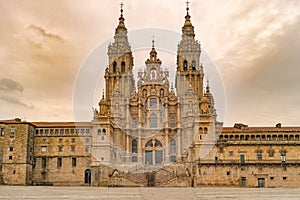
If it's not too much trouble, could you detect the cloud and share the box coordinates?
[0,78,33,108]
[27,24,64,41]
[0,78,24,92]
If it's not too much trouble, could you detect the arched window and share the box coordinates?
[132,119,137,128]
[183,60,188,71]
[192,60,196,70]
[146,140,153,147]
[132,140,137,153]
[102,129,106,135]
[84,169,91,184]
[170,118,175,128]
[113,61,117,73]
[204,127,208,134]
[121,61,125,73]
[150,114,158,128]
[170,139,176,153]
[154,140,162,147]
[97,129,101,135]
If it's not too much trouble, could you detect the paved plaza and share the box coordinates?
[0,186,300,200]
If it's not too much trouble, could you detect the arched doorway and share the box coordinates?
[145,140,163,165]
[84,169,91,185]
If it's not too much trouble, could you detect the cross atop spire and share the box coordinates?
[186,0,190,14]
[120,2,124,17]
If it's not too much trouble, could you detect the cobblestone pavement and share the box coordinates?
[0,186,300,200]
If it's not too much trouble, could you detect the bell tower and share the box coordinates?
[175,1,204,100]
[104,2,135,107]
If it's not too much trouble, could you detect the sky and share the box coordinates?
[0,0,299,126]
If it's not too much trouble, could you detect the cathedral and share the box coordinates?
[1,2,300,188]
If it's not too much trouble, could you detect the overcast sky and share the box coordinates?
[0,0,299,126]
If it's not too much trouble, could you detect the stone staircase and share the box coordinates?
[154,165,177,186]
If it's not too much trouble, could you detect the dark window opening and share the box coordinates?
[183,60,188,71]
[113,61,117,73]
[72,157,77,167]
[42,157,47,168]
[57,157,62,168]
[121,61,125,73]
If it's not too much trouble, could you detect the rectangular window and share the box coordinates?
[55,129,59,134]
[50,129,54,134]
[257,151,262,160]
[219,147,224,153]
[282,165,287,171]
[71,146,75,152]
[85,146,90,152]
[59,138,63,143]
[41,146,47,152]
[11,126,15,134]
[269,150,274,157]
[9,156,13,160]
[42,157,47,168]
[9,147,13,152]
[150,98,157,108]
[57,157,62,168]
[1,127,4,136]
[85,138,90,143]
[60,129,64,134]
[283,177,287,180]
[40,129,43,134]
[240,155,245,163]
[71,138,76,143]
[86,129,90,134]
[33,158,36,168]
[270,177,274,180]
[10,136,14,142]
[65,129,69,134]
[132,156,137,162]
[229,151,234,156]
[71,129,75,134]
[72,157,77,167]
[58,146,63,152]
[81,129,84,134]
[45,129,49,134]
[258,165,263,171]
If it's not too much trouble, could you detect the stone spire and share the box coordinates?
[149,37,158,61]
[115,2,127,35]
[182,0,195,38]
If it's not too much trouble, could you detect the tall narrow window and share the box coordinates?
[72,157,77,167]
[121,61,125,73]
[170,139,176,162]
[42,157,47,168]
[97,129,101,135]
[183,60,188,71]
[132,119,137,128]
[170,118,175,128]
[150,98,157,109]
[1,127,4,136]
[113,61,117,73]
[57,157,62,168]
[257,151,262,160]
[132,140,138,162]
[150,114,158,128]
[192,60,196,70]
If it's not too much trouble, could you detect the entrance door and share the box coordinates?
[84,169,91,185]
[146,172,155,187]
[145,150,153,165]
[155,150,163,164]
[258,178,265,188]
[241,177,246,187]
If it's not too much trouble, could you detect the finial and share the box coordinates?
[186,0,190,14]
[152,36,155,48]
[120,2,124,17]
[206,80,210,93]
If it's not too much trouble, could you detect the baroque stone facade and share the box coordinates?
[0,3,299,188]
